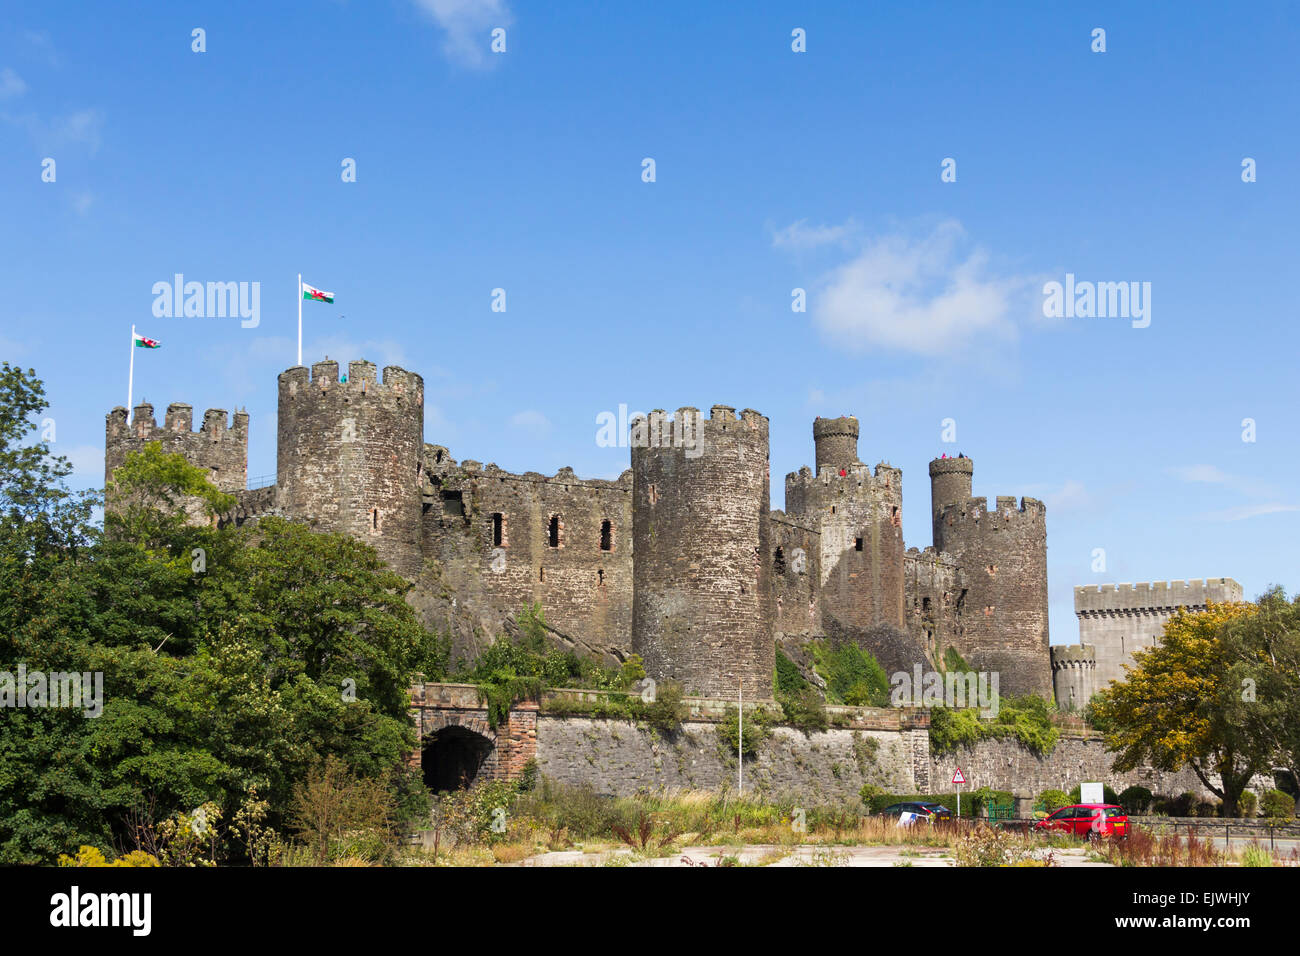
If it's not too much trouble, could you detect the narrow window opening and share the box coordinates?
[597,569,605,586]
[548,514,560,548]
[491,512,504,547]
[600,519,612,551]
[922,596,931,613]
[371,508,379,531]
[539,567,545,582]
[854,537,863,552]
[774,546,786,574]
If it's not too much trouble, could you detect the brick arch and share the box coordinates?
[420,711,496,743]
[418,710,501,789]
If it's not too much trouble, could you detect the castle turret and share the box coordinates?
[105,400,249,503]
[813,416,860,473]
[631,405,773,699]
[928,455,973,524]
[277,359,424,575]
[930,457,1051,697]
[1050,644,1096,711]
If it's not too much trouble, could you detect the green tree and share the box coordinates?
[1092,602,1266,816]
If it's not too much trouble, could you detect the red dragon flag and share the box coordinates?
[301,281,335,304]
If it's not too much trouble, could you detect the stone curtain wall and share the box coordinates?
[535,718,917,801]
[415,447,634,667]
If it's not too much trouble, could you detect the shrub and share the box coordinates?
[1118,786,1153,815]
[778,686,829,732]
[641,680,688,734]
[1238,790,1258,819]
[718,705,772,758]
[1037,789,1071,812]
[1261,789,1295,820]
[811,641,890,707]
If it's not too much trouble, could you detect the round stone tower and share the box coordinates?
[1050,644,1096,711]
[930,455,1050,697]
[813,416,860,474]
[277,359,424,576]
[928,455,973,525]
[631,405,773,699]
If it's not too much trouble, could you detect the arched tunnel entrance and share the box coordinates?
[422,725,494,792]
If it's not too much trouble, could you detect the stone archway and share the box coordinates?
[419,712,498,792]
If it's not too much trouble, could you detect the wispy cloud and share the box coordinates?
[1201,503,1299,522]
[412,0,513,68]
[1169,464,1295,521]
[795,220,1032,357]
[509,409,551,433]
[0,68,26,99]
[1,107,106,155]
[770,218,859,251]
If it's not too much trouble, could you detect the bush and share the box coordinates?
[1118,786,1153,815]
[777,686,829,732]
[1037,789,1071,812]
[718,705,773,758]
[640,680,688,734]
[1261,789,1295,820]
[1238,790,1258,819]
[811,641,890,707]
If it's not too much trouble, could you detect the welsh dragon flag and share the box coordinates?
[302,281,334,304]
[133,333,160,349]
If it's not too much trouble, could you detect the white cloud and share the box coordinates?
[1201,503,1299,522]
[56,443,104,484]
[1037,479,1092,514]
[509,409,551,432]
[771,218,859,251]
[0,68,26,99]
[807,220,1029,356]
[413,0,512,68]
[1169,464,1231,484]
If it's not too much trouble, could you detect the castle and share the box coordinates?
[105,357,1058,700]
[1051,578,1244,709]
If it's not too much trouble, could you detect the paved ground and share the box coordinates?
[519,843,1111,867]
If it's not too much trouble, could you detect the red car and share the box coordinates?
[1033,804,1129,839]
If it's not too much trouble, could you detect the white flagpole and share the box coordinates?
[127,323,136,411]
[297,273,303,367]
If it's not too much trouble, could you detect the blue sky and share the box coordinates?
[3,1,1297,643]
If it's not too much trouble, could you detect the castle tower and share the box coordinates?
[786,417,905,636]
[105,401,249,518]
[930,456,1051,697]
[277,359,424,576]
[1075,578,1243,690]
[631,405,773,699]
[928,455,973,524]
[813,416,860,473]
[1050,644,1096,711]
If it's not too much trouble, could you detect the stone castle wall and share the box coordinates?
[414,446,634,667]
[1076,579,1244,689]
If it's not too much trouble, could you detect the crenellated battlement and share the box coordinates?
[278,359,423,401]
[1074,578,1243,615]
[934,495,1047,531]
[1050,644,1096,668]
[629,405,768,460]
[421,444,633,492]
[105,401,249,494]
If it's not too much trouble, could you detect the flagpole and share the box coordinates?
[127,324,136,411]
[297,273,303,367]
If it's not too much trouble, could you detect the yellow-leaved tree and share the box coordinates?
[1091,601,1267,816]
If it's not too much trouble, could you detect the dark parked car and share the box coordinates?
[880,802,954,823]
